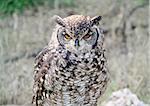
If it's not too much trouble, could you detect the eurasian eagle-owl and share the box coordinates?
[32,15,109,106]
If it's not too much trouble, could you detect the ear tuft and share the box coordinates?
[91,16,102,26]
[53,15,66,27]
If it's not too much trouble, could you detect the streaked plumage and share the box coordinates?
[32,15,109,106]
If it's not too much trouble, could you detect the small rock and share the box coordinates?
[102,88,148,106]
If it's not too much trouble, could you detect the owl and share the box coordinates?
[32,15,109,106]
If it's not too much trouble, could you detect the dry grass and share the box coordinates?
[0,0,149,105]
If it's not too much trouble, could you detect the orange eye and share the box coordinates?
[64,34,71,40]
[83,34,91,40]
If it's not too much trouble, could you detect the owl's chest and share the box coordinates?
[49,50,108,105]
[53,50,104,88]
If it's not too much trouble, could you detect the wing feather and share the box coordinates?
[32,46,54,106]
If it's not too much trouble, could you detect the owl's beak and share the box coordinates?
[74,39,80,48]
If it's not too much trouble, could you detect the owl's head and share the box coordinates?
[52,15,103,53]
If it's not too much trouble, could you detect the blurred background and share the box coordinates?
[0,0,149,105]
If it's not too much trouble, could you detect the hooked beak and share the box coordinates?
[74,39,80,48]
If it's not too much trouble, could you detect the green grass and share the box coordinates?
[135,0,149,5]
[0,0,74,17]
[0,0,40,15]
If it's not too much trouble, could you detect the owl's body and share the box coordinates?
[32,15,109,106]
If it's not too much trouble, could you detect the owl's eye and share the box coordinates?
[83,34,91,40]
[83,32,93,40]
[62,31,71,40]
[64,34,71,40]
